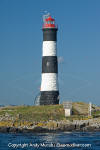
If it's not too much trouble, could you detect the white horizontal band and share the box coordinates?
[41,73,59,91]
[42,41,57,56]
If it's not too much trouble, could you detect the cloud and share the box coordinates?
[58,56,64,64]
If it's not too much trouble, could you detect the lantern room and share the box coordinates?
[43,15,57,28]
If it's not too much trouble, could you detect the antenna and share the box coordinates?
[43,11,50,22]
[88,102,92,116]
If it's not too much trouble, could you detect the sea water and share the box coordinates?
[0,132,100,150]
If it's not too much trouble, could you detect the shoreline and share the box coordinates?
[0,126,100,133]
[0,104,100,133]
[0,118,100,133]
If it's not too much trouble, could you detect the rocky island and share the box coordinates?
[0,102,100,133]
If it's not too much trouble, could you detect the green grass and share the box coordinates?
[0,102,100,123]
[0,105,65,122]
[92,110,100,118]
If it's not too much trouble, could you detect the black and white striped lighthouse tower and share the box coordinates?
[40,14,59,105]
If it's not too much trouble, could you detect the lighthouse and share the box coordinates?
[40,14,59,105]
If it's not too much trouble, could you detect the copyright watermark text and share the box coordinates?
[8,142,91,148]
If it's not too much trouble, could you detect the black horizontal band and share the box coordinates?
[43,28,57,41]
[40,91,59,105]
[42,56,58,73]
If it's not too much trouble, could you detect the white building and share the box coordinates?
[63,101,72,117]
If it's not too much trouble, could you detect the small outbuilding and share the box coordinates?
[63,101,72,117]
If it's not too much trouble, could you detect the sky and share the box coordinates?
[0,0,100,105]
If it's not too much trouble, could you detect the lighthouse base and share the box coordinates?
[40,91,59,105]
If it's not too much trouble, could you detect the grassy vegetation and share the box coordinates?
[0,102,100,126]
[92,110,100,118]
[72,102,89,115]
[0,105,65,122]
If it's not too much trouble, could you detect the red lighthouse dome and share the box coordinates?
[43,15,57,28]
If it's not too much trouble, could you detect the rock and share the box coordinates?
[0,127,11,133]
[32,126,50,133]
[64,124,75,131]
[9,127,22,133]
[21,128,30,133]
[0,127,8,133]
[0,117,100,133]
[80,123,86,129]
[86,126,96,131]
